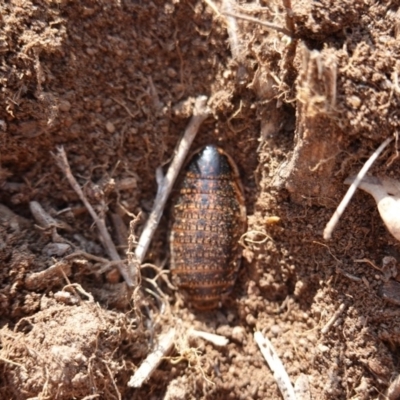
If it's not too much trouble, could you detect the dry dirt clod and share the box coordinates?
[105,121,116,133]
[42,242,71,256]
[25,260,72,291]
[1,301,141,399]
[54,290,80,305]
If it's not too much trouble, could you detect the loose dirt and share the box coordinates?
[1,1,400,399]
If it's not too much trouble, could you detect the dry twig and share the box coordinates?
[321,303,346,334]
[323,136,393,240]
[53,147,134,287]
[281,0,295,34]
[29,200,72,243]
[65,250,117,264]
[134,95,210,265]
[29,200,59,228]
[104,361,121,400]
[254,331,296,400]
[128,328,176,388]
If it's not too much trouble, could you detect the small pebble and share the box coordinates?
[298,338,308,348]
[59,100,71,112]
[86,47,97,56]
[167,68,177,78]
[245,314,256,326]
[247,280,260,296]
[347,95,361,108]
[106,121,116,133]
[270,324,281,337]
[216,325,232,338]
[43,242,71,257]
[143,37,152,47]
[283,350,293,360]
[231,326,246,343]
[318,343,330,353]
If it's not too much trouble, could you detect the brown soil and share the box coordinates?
[1,0,400,399]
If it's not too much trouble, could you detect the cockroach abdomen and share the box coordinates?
[170,145,246,310]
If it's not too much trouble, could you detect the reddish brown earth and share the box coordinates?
[1,1,400,399]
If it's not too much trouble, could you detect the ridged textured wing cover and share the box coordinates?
[170,145,247,310]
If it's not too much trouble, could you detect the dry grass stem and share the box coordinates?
[223,11,292,37]
[323,136,393,240]
[254,331,296,400]
[53,147,134,288]
[189,329,229,346]
[128,328,176,388]
[203,0,221,16]
[223,0,242,61]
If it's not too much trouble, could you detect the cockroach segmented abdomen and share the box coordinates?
[170,145,246,310]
